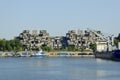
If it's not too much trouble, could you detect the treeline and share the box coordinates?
[0,38,98,52]
[40,44,96,52]
[0,39,22,51]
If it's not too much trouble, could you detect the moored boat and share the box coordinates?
[31,50,46,57]
[57,52,71,57]
[20,51,32,57]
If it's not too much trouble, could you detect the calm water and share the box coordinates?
[0,57,120,80]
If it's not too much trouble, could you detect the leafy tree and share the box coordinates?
[41,45,51,52]
[114,38,119,47]
[0,39,6,51]
[53,48,59,51]
[89,43,96,52]
[0,38,22,51]
[5,41,12,51]
[67,45,75,51]
[31,47,39,51]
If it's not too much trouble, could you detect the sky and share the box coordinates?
[0,0,120,40]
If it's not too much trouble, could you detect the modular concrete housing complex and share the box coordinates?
[16,29,104,51]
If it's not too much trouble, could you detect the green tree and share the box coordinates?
[114,38,119,47]
[41,45,51,52]
[0,38,22,51]
[5,41,12,51]
[0,39,6,51]
[89,43,96,51]
[9,39,22,51]
[31,47,39,51]
[67,45,75,51]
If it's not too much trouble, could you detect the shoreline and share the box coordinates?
[0,51,95,58]
[45,51,94,57]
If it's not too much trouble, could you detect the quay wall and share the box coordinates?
[0,51,95,57]
[45,51,95,57]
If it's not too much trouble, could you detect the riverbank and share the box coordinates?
[0,51,94,57]
[45,51,94,57]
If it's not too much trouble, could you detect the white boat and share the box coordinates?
[31,50,46,57]
[57,52,71,57]
[20,51,32,57]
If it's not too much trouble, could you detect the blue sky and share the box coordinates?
[0,0,120,39]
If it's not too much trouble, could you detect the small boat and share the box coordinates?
[20,51,32,57]
[57,52,71,57]
[31,50,46,57]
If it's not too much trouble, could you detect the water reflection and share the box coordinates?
[0,57,120,80]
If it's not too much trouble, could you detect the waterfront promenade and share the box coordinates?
[0,51,94,57]
[45,51,94,57]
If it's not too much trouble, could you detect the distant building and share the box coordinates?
[16,29,107,51]
[96,41,107,52]
[16,30,50,50]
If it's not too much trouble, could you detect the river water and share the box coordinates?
[0,57,120,80]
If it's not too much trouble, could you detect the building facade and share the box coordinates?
[16,29,106,51]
